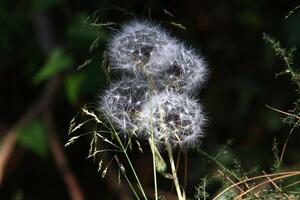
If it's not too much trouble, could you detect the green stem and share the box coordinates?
[115,135,148,200]
[107,118,148,200]
[146,74,158,200]
[166,143,184,200]
[116,157,141,200]
[198,148,241,181]
[149,139,158,200]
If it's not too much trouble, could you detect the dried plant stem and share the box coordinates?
[234,172,300,199]
[166,142,184,200]
[266,105,300,163]
[43,111,84,200]
[213,171,300,200]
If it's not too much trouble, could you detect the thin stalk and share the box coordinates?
[115,157,141,200]
[146,74,158,200]
[166,142,184,200]
[107,119,148,200]
[198,148,241,181]
[114,134,148,200]
[149,138,158,200]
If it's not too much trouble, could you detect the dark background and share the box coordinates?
[1,0,300,199]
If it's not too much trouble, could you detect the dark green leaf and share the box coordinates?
[17,119,48,158]
[64,72,86,104]
[33,47,73,84]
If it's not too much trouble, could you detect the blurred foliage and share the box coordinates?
[17,119,48,158]
[1,0,300,199]
[263,32,300,128]
[33,47,73,84]
[64,72,86,104]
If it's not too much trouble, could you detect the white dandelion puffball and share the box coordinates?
[157,43,208,94]
[108,20,178,76]
[99,78,151,133]
[138,91,206,148]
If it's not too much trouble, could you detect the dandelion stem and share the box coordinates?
[147,74,158,200]
[149,139,158,200]
[166,142,184,200]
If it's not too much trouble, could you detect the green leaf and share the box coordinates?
[148,139,167,174]
[17,119,48,158]
[64,72,86,104]
[33,47,73,84]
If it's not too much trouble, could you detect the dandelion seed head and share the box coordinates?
[108,20,178,76]
[157,43,208,94]
[99,78,150,134]
[138,91,206,148]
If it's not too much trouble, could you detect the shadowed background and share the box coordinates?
[1,0,300,199]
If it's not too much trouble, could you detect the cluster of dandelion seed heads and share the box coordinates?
[100,20,208,148]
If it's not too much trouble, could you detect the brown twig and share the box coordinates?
[266,105,300,165]
[0,130,17,184]
[43,111,85,200]
[0,9,86,200]
[234,172,300,199]
[34,10,86,200]
[0,75,60,185]
[262,171,292,200]
[217,169,245,194]
[280,122,298,164]
[213,171,300,200]
[266,105,300,120]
